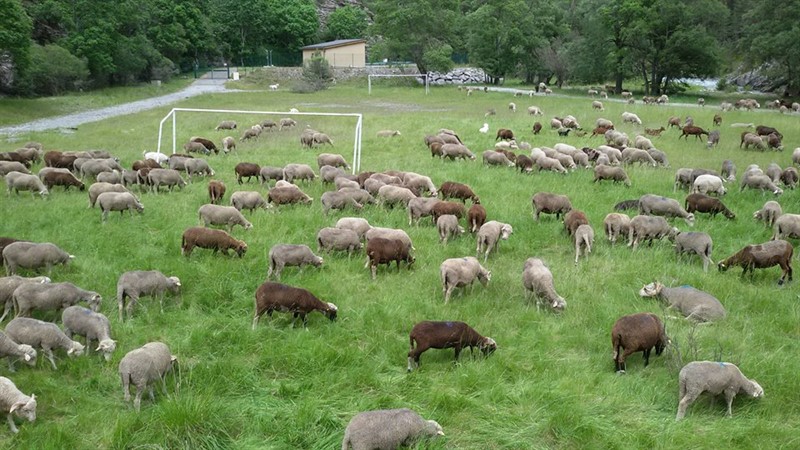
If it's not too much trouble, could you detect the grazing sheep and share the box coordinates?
[692,174,727,195]
[684,193,735,220]
[718,239,793,284]
[476,221,513,261]
[765,163,782,183]
[707,130,720,149]
[42,171,85,191]
[531,192,572,221]
[522,258,566,311]
[754,200,782,227]
[440,143,476,161]
[0,331,37,372]
[564,210,589,237]
[603,213,631,245]
[118,342,177,412]
[611,312,668,373]
[434,214,462,244]
[342,408,444,450]
[221,136,236,153]
[316,228,362,256]
[142,151,169,165]
[252,282,337,329]
[740,173,783,195]
[438,181,479,204]
[438,257,491,303]
[181,227,247,258]
[0,162,31,176]
[282,163,317,184]
[671,231,715,272]
[268,244,323,280]
[79,158,125,179]
[234,162,261,184]
[594,165,631,186]
[0,276,50,322]
[403,172,437,196]
[771,213,800,240]
[592,100,604,111]
[628,215,679,248]
[574,224,594,264]
[208,180,226,205]
[97,192,144,222]
[96,170,121,184]
[3,242,73,276]
[215,120,237,130]
[198,204,252,232]
[116,270,181,321]
[740,132,766,150]
[317,153,350,169]
[267,186,313,206]
[13,281,101,318]
[781,167,798,189]
[62,306,116,360]
[407,320,496,371]
[483,150,515,167]
[5,317,84,369]
[639,194,695,225]
[640,282,724,321]
[407,197,441,226]
[0,377,36,433]
[5,172,48,198]
[228,191,268,213]
[719,160,736,182]
[88,182,129,207]
[676,361,763,420]
[279,118,297,130]
[621,112,642,125]
[431,201,466,224]
[335,217,372,240]
[378,185,417,208]
[467,203,487,233]
[528,106,544,115]
[147,168,186,193]
[365,238,414,280]
[184,159,215,181]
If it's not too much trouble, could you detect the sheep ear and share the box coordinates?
[171,355,178,362]
[9,402,25,413]
[24,353,31,362]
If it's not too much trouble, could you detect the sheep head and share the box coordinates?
[638,282,664,298]
[480,337,497,356]
[325,303,338,322]
[10,395,36,422]
[748,381,765,398]
[96,339,117,361]
[67,341,85,357]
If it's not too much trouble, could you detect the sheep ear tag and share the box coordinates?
[24,354,31,362]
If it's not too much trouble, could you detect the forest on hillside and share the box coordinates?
[0,0,796,96]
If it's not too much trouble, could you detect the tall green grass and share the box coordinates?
[1,79,799,448]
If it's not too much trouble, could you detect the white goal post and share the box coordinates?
[368,74,429,95]
[155,107,364,172]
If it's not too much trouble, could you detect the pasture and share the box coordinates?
[1,79,799,449]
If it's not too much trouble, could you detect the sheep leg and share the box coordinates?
[251,312,262,330]
[45,348,58,370]
[453,346,462,361]
[371,263,377,280]
[724,389,737,416]
[676,393,698,420]
[642,348,652,367]
[7,412,19,433]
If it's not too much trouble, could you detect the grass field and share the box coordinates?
[1,75,799,449]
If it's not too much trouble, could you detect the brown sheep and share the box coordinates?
[563,210,589,237]
[42,172,85,191]
[684,193,735,219]
[679,126,709,140]
[429,142,444,158]
[252,282,337,329]
[43,151,78,169]
[190,137,219,154]
[713,114,722,126]
[531,192,572,221]
[593,165,631,186]
[755,125,782,139]
[208,180,226,204]
[365,237,414,280]
[718,239,793,285]
[431,201,466,224]
[495,128,514,141]
[590,126,612,138]
[668,116,681,128]
[645,127,665,137]
[438,181,479,204]
[532,122,542,135]
[407,321,496,372]
[131,159,161,171]
[235,162,261,184]
[467,204,487,233]
[516,154,534,173]
[180,227,247,258]
[611,312,669,373]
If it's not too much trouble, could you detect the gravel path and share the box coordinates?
[0,78,233,137]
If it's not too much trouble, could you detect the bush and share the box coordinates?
[28,44,90,96]
[296,55,333,92]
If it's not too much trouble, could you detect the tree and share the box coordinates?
[0,0,33,94]
[742,0,800,94]
[464,1,530,84]
[28,43,89,95]
[263,0,319,51]
[323,6,368,41]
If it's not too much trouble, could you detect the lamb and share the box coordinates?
[268,244,323,280]
[365,238,414,280]
[147,168,186,193]
[531,192,572,221]
[42,171,85,191]
[522,258,566,311]
[781,167,799,189]
[267,185,313,206]
[317,153,350,169]
[0,276,50,322]
[611,312,668,373]
[603,213,631,245]
[438,181,479,204]
[282,163,317,184]
[437,215,464,244]
[754,200,782,227]
[316,228,362,256]
[476,221,513,261]
[197,204,253,232]
[407,197,441,226]
[3,242,73,276]
[639,194,695,225]
[0,331,37,372]
[181,226,247,258]
[407,320,496,371]
[740,173,783,195]
[574,224,594,264]
[676,361,763,420]
[118,342,177,411]
[627,215,679,248]
[0,377,36,433]
[4,317,84,370]
[684,193,735,220]
[97,192,144,222]
[336,217,372,240]
[621,112,642,125]
[593,165,631,186]
[222,136,236,153]
[5,172,48,198]
[252,281,337,329]
[62,306,116,361]
[342,408,444,450]
[771,213,800,240]
[640,281,724,321]
[117,270,181,320]
[718,239,793,284]
[215,120,237,130]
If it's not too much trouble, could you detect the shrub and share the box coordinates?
[28,44,90,96]
[295,54,333,92]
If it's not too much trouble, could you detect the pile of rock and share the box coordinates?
[421,68,487,85]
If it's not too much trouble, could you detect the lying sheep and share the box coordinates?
[5,172,48,198]
[771,213,800,240]
[440,256,491,303]
[437,214,464,244]
[0,276,49,322]
[628,215,679,248]
[603,213,631,245]
[342,408,444,450]
[3,241,73,276]
[574,224,594,264]
[522,258,566,312]
[13,281,102,317]
[407,320,496,371]
[0,331,37,372]
[119,342,177,412]
[640,282,725,321]
[753,200,782,227]
[230,191,270,213]
[0,376,36,433]
[476,221,513,261]
[532,192,572,221]
[676,361,763,420]
[718,239,793,285]
[268,244,323,280]
[181,226,247,258]
[117,270,181,321]
[62,306,116,361]
[5,317,84,369]
[198,204,252,232]
[97,191,144,222]
[316,228,362,256]
[611,312,668,373]
[639,194,695,225]
[252,281,337,329]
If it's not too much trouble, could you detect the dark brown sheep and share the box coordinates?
[713,114,722,126]
[781,167,798,189]
[208,180,226,204]
[131,159,161,171]
[235,162,261,184]
[679,126,709,140]
[755,125,782,139]
[190,137,219,154]
[611,312,669,373]
[590,126,612,138]
[563,210,589,237]
[467,204,487,233]
[431,201,466,223]
[365,237,415,280]
[766,133,783,150]
[252,281,337,329]
[495,128,514,141]
[515,154,534,173]
[42,172,85,191]
[718,239,793,285]
[438,181,479,204]
[0,152,32,168]
[531,192,572,221]
[684,193,735,219]
[407,321,496,372]
[180,227,247,258]
[44,151,78,169]
[532,122,542,135]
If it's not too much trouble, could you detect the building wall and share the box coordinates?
[303,44,366,68]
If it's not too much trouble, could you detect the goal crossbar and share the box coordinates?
[368,74,429,95]
[156,107,363,172]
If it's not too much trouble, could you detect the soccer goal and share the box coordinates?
[368,74,429,95]
[155,107,364,172]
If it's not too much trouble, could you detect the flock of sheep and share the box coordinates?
[0,88,797,445]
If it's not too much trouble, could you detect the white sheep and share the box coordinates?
[592,100,604,111]
[119,342,177,412]
[198,204,253,232]
[97,191,144,222]
[621,112,642,125]
[439,256,491,304]
[62,306,116,361]
[676,361,763,420]
[0,377,36,433]
[771,213,800,240]
[692,174,726,196]
[603,213,631,245]
[5,317,85,369]
[0,331,37,372]
[574,224,594,264]
[753,200,782,227]
[522,258,566,312]
[342,408,444,450]
[476,221,513,261]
